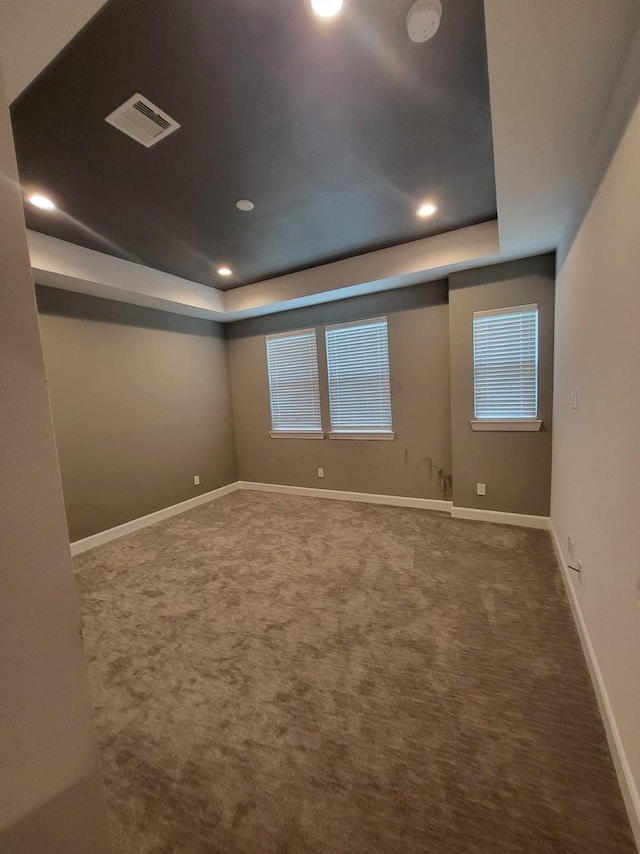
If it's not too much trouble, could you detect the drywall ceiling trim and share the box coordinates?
[220,252,519,322]
[28,231,226,321]
[29,222,504,321]
[0,0,110,102]
[219,267,452,321]
[224,221,500,316]
[484,0,640,257]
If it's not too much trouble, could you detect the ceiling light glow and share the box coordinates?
[217,267,233,277]
[417,201,438,218]
[310,0,344,19]
[27,193,57,211]
[236,199,255,212]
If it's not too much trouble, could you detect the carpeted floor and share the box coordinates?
[74,491,635,853]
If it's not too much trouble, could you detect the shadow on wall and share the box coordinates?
[0,773,111,853]
[36,285,224,339]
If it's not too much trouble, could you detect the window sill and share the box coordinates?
[470,420,542,432]
[328,431,395,441]
[269,431,325,439]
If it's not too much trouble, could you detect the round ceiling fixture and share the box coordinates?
[217,266,233,277]
[310,0,344,20]
[235,199,255,212]
[417,201,438,218]
[406,0,442,43]
[27,193,57,211]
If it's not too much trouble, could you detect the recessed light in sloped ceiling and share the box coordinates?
[417,201,438,218]
[310,0,344,20]
[27,193,56,210]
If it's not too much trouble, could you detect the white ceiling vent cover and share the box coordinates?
[105,93,181,148]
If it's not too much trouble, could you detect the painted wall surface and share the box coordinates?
[227,283,452,500]
[0,66,112,852]
[551,95,640,842]
[449,255,555,516]
[36,287,238,542]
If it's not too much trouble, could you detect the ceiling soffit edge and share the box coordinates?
[27,221,540,323]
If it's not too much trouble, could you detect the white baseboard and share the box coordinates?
[70,482,241,556]
[70,481,551,556]
[451,506,550,530]
[549,522,640,848]
[238,481,452,513]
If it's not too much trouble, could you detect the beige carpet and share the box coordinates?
[74,491,635,853]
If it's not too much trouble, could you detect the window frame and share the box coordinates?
[324,316,394,439]
[265,327,324,439]
[470,303,542,432]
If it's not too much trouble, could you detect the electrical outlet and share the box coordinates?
[193,475,200,486]
[317,467,324,478]
[568,534,575,555]
[476,483,486,496]
[570,388,578,409]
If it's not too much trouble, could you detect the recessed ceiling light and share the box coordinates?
[217,267,233,277]
[310,0,344,20]
[417,201,438,218]
[27,193,57,211]
[236,199,255,212]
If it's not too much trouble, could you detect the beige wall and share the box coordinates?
[449,255,555,516]
[36,287,238,542]
[0,66,111,852]
[552,95,640,843]
[227,283,452,500]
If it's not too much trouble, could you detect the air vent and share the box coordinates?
[105,93,180,148]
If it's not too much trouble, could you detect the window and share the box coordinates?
[325,317,393,438]
[265,329,323,437]
[472,304,541,431]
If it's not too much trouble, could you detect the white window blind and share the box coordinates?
[473,304,538,419]
[325,317,392,432]
[266,329,322,433]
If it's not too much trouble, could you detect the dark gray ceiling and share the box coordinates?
[11,0,496,289]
